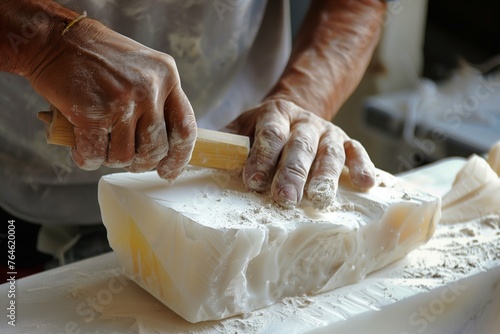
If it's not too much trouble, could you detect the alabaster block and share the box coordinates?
[98,167,440,323]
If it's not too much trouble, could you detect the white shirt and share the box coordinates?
[0,0,290,224]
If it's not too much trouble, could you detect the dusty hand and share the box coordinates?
[226,99,376,209]
[27,19,196,180]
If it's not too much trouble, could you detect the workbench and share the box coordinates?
[1,158,499,333]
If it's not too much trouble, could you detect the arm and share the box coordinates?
[270,0,386,120]
[0,1,71,75]
[0,0,196,180]
[228,0,387,209]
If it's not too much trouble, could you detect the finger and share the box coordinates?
[104,104,137,168]
[306,128,346,210]
[127,108,169,173]
[243,104,290,192]
[156,84,197,180]
[271,122,319,208]
[344,139,376,190]
[70,111,109,171]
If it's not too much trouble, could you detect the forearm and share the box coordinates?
[268,0,387,120]
[0,0,77,76]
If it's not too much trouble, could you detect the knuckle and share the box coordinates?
[346,139,364,152]
[150,49,175,66]
[272,99,291,111]
[283,161,309,181]
[129,149,162,171]
[105,151,134,168]
[156,159,183,181]
[75,128,108,155]
[270,100,298,120]
[257,126,288,146]
[161,53,176,67]
[321,142,345,160]
[135,119,168,160]
[289,136,316,157]
[137,143,168,161]
[71,149,102,171]
[136,142,168,164]
[159,53,178,74]
[179,114,197,142]
[148,52,179,86]
[270,99,297,113]
[324,122,345,137]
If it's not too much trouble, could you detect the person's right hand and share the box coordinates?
[27,17,196,180]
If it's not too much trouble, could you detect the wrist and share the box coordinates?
[264,78,335,120]
[264,0,387,121]
[0,0,80,76]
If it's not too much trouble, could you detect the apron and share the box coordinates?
[0,0,291,224]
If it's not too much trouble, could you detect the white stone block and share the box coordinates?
[487,140,500,176]
[98,167,440,323]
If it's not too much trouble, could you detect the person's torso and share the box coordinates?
[0,0,290,223]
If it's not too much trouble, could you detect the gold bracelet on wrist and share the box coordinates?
[61,10,87,36]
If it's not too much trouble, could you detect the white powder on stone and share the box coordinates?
[400,215,500,284]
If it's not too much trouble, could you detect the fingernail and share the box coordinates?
[354,169,376,190]
[247,172,267,190]
[276,185,298,208]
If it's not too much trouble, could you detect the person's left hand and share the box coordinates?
[225,98,376,209]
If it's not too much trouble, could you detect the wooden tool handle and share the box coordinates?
[37,108,250,170]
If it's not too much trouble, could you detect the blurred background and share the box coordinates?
[291,0,500,174]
